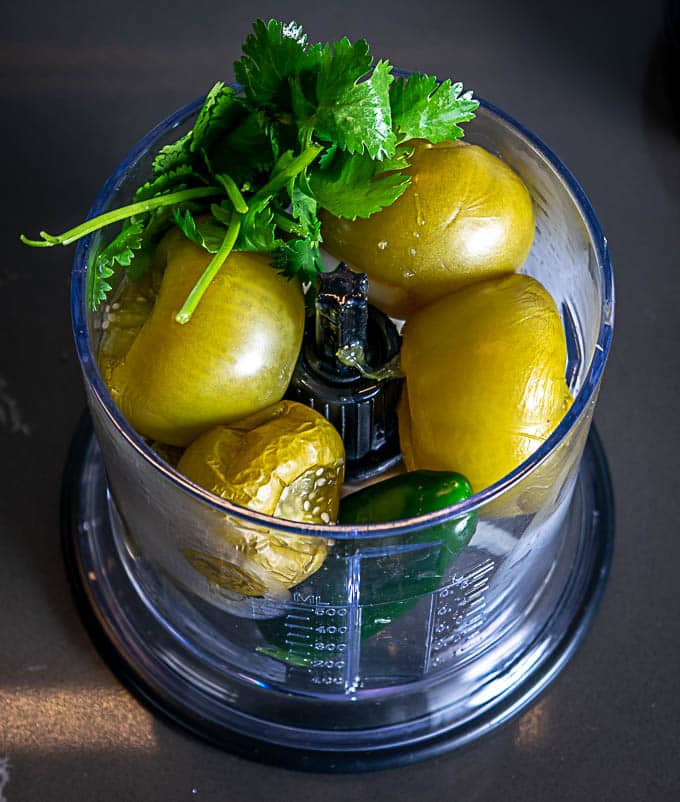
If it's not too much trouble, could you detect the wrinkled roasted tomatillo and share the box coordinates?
[321,139,535,319]
[177,400,346,594]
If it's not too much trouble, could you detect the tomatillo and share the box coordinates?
[400,273,573,507]
[177,400,345,595]
[102,228,305,446]
[320,139,534,319]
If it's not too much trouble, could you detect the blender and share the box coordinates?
[63,93,614,771]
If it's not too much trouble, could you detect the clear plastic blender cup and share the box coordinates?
[67,93,614,765]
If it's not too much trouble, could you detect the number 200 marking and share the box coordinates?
[311,659,345,669]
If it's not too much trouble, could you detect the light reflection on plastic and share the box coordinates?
[237,674,271,690]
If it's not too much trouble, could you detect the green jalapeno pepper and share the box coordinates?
[339,469,473,526]
[258,470,476,666]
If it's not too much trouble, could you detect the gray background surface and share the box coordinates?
[1,0,679,799]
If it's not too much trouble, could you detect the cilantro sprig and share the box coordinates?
[21,19,478,322]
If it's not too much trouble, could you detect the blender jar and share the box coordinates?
[65,94,614,767]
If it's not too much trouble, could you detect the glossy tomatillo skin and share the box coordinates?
[399,273,573,498]
[321,140,535,319]
[103,229,305,446]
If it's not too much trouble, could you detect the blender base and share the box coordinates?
[61,415,614,772]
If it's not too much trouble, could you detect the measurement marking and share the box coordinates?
[286,641,310,660]
[456,615,485,633]
[285,634,312,644]
[285,613,312,621]
[284,632,312,640]
[464,560,496,583]
[434,559,495,596]
[427,558,495,666]
[283,622,314,631]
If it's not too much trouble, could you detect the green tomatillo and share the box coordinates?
[101,228,305,446]
[321,139,534,319]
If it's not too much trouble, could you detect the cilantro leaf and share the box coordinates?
[238,205,281,252]
[309,149,410,220]
[315,38,373,102]
[274,238,324,283]
[134,164,202,202]
[211,201,233,226]
[190,83,243,154]
[24,17,480,319]
[126,208,174,281]
[196,217,227,253]
[172,208,204,248]
[380,142,414,172]
[172,209,231,254]
[289,44,323,127]
[390,74,479,143]
[152,131,193,176]
[205,110,273,186]
[307,40,397,159]
[234,19,307,109]
[87,220,145,310]
[196,218,230,253]
[290,178,319,237]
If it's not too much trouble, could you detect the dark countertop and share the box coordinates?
[1,0,679,799]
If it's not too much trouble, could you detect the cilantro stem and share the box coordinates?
[215,174,249,214]
[249,145,323,212]
[302,127,315,151]
[175,215,242,324]
[273,211,303,235]
[20,187,221,248]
